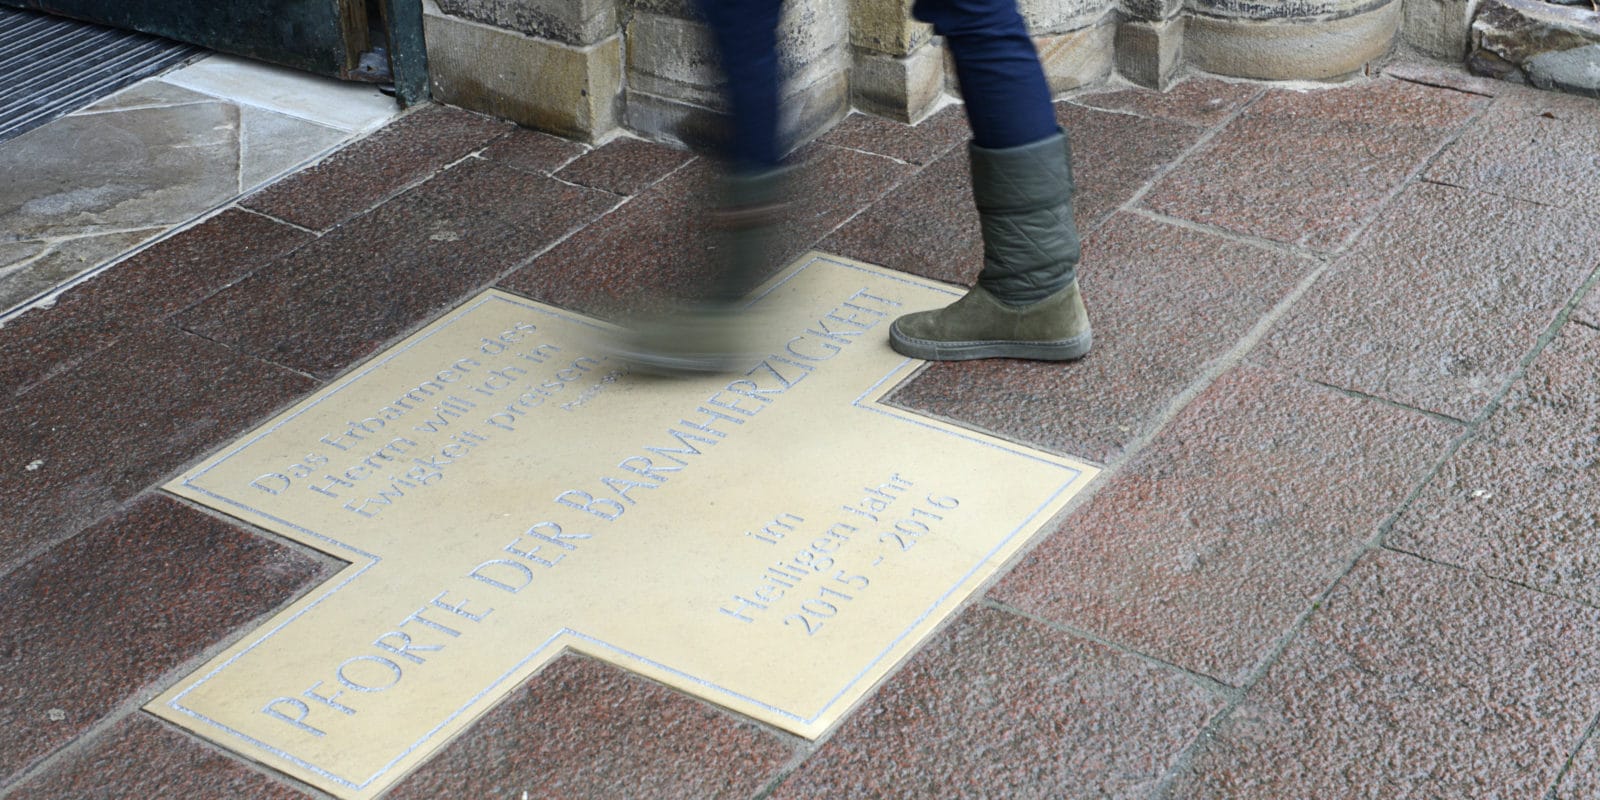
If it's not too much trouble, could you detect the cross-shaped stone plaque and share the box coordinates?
[152,253,1097,798]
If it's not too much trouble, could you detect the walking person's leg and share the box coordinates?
[613,0,790,373]
[699,0,785,173]
[888,0,1092,361]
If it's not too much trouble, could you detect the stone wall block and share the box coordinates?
[1122,0,1185,22]
[1189,0,1386,21]
[622,90,724,152]
[423,3,622,140]
[1185,0,1401,79]
[623,0,694,16]
[1022,0,1119,34]
[1403,0,1481,59]
[850,0,934,55]
[1039,17,1117,93]
[780,0,853,90]
[1115,17,1184,89]
[625,69,849,154]
[625,13,724,109]
[851,42,947,122]
[627,1,848,111]
[623,0,850,147]
[434,0,618,46]
[941,21,1114,97]
[783,68,855,149]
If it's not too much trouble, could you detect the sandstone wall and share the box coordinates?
[421,0,1409,145]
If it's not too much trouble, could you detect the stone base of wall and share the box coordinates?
[422,0,621,140]
[1115,16,1183,89]
[1040,18,1118,92]
[852,42,945,123]
[625,69,852,154]
[419,0,1421,147]
[1186,1,1402,80]
[1402,0,1481,59]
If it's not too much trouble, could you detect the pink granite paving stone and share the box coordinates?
[502,144,912,316]
[386,655,793,799]
[1426,86,1600,211]
[822,102,1200,285]
[1251,181,1600,422]
[816,104,970,166]
[1389,324,1600,606]
[1554,732,1600,800]
[182,158,617,378]
[768,605,1223,799]
[500,158,716,316]
[1383,62,1502,97]
[1142,78,1486,251]
[0,325,316,570]
[991,365,1459,685]
[889,212,1313,462]
[1578,283,1600,329]
[1054,102,1205,230]
[1168,550,1600,799]
[479,126,589,175]
[0,209,312,399]
[1069,77,1262,128]
[553,136,695,196]
[821,149,979,286]
[241,105,513,232]
[0,495,335,785]
[7,716,310,800]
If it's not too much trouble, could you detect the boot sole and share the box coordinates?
[889,326,1092,362]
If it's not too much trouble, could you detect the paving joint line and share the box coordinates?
[0,204,236,325]
[1304,378,1469,426]
[1368,254,1600,554]
[1380,542,1600,611]
[1153,246,1600,796]
[481,184,636,301]
[803,142,941,251]
[1123,206,1330,261]
[1309,82,1498,257]
[1111,83,1267,217]
[1059,96,1208,130]
[966,232,1343,800]
[0,567,342,800]
[2,105,481,325]
[1386,72,1499,98]
[236,204,323,236]
[1547,711,1600,800]
[1424,177,1573,211]
[978,598,1242,701]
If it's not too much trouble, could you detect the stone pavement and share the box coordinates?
[0,54,400,313]
[4,61,1600,798]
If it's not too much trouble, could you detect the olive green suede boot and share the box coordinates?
[609,167,790,374]
[889,131,1091,362]
[889,279,1090,361]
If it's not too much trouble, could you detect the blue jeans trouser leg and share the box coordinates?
[696,0,786,170]
[695,0,1058,157]
[913,0,1058,149]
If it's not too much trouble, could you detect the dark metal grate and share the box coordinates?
[0,7,203,143]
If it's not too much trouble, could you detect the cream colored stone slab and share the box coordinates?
[238,106,351,191]
[151,253,1097,798]
[160,55,399,133]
